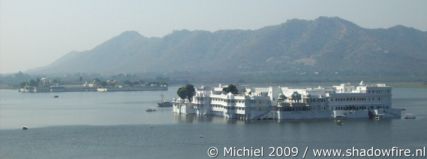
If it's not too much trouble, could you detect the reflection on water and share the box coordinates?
[0,86,426,159]
[1,86,427,129]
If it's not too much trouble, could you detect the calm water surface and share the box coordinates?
[0,86,426,159]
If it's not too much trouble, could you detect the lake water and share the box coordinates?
[0,86,426,158]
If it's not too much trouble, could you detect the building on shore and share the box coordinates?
[18,78,168,93]
[172,82,403,120]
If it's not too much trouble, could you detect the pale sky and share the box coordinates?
[0,0,426,73]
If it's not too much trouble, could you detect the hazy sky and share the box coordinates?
[0,0,426,74]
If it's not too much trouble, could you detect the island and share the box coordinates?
[18,77,168,93]
[173,82,403,120]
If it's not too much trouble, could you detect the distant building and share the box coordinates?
[173,82,403,120]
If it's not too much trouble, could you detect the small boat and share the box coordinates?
[157,94,172,107]
[22,126,28,130]
[158,102,172,107]
[403,113,416,119]
[335,119,343,126]
[145,108,157,112]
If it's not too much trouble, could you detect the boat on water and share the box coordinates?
[158,102,172,107]
[157,94,172,107]
[403,113,416,119]
[145,108,157,112]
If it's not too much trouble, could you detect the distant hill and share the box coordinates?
[31,17,427,81]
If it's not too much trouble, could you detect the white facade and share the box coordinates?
[173,82,403,120]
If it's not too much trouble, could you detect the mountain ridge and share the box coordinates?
[31,17,427,79]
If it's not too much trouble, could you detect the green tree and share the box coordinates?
[223,84,238,94]
[29,79,38,87]
[291,91,301,103]
[177,87,186,99]
[53,79,61,84]
[20,82,28,88]
[93,78,102,86]
[124,80,133,86]
[100,81,108,87]
[177,84,195,101]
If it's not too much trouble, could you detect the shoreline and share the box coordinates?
[2,81,427,90]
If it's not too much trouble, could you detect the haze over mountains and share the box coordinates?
[32,17,427,80]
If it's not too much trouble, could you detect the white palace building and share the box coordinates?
[172,82,404,120]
